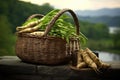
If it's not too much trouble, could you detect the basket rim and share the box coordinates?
[16,33,67,42]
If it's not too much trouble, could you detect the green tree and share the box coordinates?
[0,15,16,56]
[80,21,109,40]
[112,30,120,50]
[93,23,109,39]
[7,1,54,33]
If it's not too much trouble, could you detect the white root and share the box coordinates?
[30,31,44,36]
[81,50,101,73]
[77,62,87,69]
[101,62,111,69]
[77,50,83,64]
[18,27,37,33]
[76,40,80,50]
[16,20,41,31]
[85,48,102,67]
[69,40,72,54]
[73,40,76,51]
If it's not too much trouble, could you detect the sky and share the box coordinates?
[20,0,120,10]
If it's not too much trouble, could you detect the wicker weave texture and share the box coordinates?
[15,34,71,64]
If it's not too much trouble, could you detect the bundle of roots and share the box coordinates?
[71,48,111,73]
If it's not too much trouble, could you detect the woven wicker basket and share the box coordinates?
[15,9,80,65]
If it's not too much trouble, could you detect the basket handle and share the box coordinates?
[27,14,44,21]
[43,9,80,36]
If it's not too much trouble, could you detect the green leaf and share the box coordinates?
[21,9,88,46]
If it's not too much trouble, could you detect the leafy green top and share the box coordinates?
[22,9,87,45]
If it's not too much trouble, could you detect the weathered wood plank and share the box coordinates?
[0,56,120,80]
[0,56,36,74]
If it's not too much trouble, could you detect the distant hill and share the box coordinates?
[75,8,120,17]
[75,8,120,27]
[78,16,120,26]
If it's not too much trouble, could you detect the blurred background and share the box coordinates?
[0,0,120,61]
